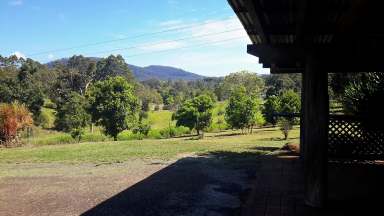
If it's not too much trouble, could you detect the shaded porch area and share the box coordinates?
[241,151,384,216]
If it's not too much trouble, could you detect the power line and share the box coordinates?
[27,16,239,57]
[86,28,243,56]
[86,36,245,58]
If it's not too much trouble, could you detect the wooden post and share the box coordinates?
[302,53,329,208]
[300,72,306,159]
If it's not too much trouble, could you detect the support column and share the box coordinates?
[300,71,306,159]
[302,54,329,208]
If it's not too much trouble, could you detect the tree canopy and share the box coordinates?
[87,76,139,140]
[174,94,214,137]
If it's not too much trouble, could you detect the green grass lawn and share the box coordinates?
[0,127,299,164]
[145,110,174,129]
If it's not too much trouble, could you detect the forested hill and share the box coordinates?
[47,58,205,81]
[128,65,205,81]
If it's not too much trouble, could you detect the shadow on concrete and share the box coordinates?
[81,150,270,216]
[80,148,384,216]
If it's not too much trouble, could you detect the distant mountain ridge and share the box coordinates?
[46,58,205,81]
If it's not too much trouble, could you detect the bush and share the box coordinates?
[132,123,151,136]
[147,129,163,139]
[36,108,55,129]
[159,126,190,138]
[278,118,293,140]
[0,102,33,147]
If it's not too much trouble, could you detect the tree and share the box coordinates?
[173,94,214,137]
[87,77,139,140]
[95,55,135,82]
[0,77,44,120]
[263,73,301,97]
[279,90,301,123]
[218,71,264,100]
[225,86,261,133]
[225,86,248,131]
[263,95,280,126]
[55,92,90,141]
[0,102,33,147]
[343,72,384,129]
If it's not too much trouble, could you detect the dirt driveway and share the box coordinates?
[0,152,261,216]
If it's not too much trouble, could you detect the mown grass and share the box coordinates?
[0,127,299,164]
[145,110,174,129]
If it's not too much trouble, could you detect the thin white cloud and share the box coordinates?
[157,16,250,46]
[11,51,26,59]
[139,41,184,52]
[8,0,23,6]
[188,16,250,43]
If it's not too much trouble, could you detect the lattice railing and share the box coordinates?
[328,115,384,160]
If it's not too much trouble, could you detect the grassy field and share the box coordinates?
[22,102,231,146]
[0,127,299,164]
[145,110,174,129]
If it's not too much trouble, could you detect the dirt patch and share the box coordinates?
[0,153,261,216]
[0,161,167,216]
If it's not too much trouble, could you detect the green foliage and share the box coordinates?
[55,92,90,141]
[263,95,280,126]
[159,126,191,138]
[264,74,301,97]
[0,73,45,119]
[216,70,264,100]
[95,55,135,82]
[36,108,55,129]
[279,90,301,123]
[132,122,151,137]
[252,111,266,128]
[225,86,263,132]
[87,76,139,140]
[174,94,214,137]
[343,72,384,129]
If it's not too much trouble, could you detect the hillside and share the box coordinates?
[128,64,205,81]
[46,57,205,81]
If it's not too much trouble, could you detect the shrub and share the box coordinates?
[154,104,160,111]
[147,129,163,139]
[132,123,151,137]
[278,118,293,140]
[0,102,33,147]
[36,108,55,129]
[159,126,190,138]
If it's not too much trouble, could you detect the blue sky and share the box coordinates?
[0,0,269,76]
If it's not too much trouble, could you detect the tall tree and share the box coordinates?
[174,94,214,137]
[217,71,264,100]
[263,74,301,97]
[87,76,139,140]
[263,95,280,126]
[55,92,90,141]
[279,90,301,123]
[95,55,135,82]
[225,86,261,133]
